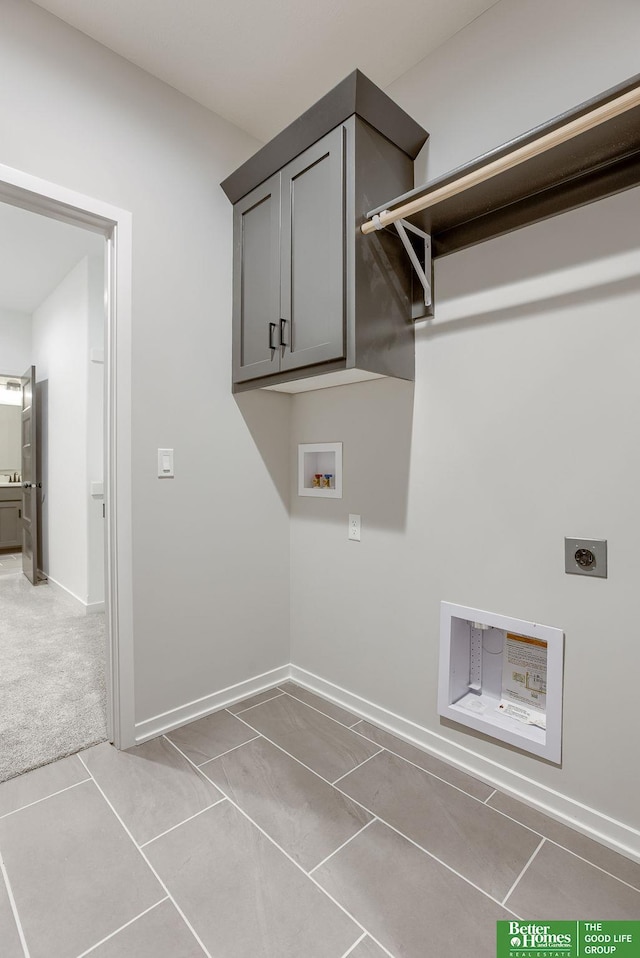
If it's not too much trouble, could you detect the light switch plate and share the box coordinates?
[158,448,174,478]
[564,537,607,578]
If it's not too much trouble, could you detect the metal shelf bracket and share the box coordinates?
[372,211,432,315]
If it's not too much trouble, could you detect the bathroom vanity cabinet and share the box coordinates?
[0,487,21,550]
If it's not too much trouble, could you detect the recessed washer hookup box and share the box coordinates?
[438,602,564,763]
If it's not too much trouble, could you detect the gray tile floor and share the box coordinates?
[0,680,638,958]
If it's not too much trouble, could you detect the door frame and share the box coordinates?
[0,161,135,749]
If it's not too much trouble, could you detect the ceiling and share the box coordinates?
[0,202,103,314]
[31,0,501,142]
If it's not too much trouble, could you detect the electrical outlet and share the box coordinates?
[348,514,361,541]
[564,537,607,577]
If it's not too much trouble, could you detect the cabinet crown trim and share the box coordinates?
[221,69,428,204]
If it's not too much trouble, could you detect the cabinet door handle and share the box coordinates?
[279,318,288,348]
[268,322,277,353]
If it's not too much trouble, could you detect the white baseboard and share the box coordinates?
[290,664,640,865]
[46,576,104,615]
[134,664,291,744]
[85,600,105,614]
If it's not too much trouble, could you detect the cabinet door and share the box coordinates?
[0,501,21,549]
[233,173,281,383]
[280,127,345,372]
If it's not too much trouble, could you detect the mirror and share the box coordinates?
[0,375,22,484]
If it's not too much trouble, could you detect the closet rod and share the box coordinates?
[361,84,640,236]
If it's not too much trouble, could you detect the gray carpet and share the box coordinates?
[0,574,107,782]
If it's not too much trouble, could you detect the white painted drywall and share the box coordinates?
[32,257,91,601]
[32,251,105,607]
[290,0,640,841]
[1,0,291,720]
[0,308,32,374]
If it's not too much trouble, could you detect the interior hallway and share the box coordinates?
[0,682,638,958]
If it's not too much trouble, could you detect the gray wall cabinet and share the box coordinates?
[233,174,281,383]
[224,71,428,393]
[233,128,345,384]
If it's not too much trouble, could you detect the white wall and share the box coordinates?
[290,0,640,852]
[0,308,32,374]
[32,257,91,601]
[0,0,291,725]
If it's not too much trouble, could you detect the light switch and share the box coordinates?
[158,448,174,478]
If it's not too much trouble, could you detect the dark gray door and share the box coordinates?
[280,126,345,372]
[21,365,38,585]
[232,173,282,383]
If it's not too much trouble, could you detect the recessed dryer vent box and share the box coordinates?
[438,602,564,763]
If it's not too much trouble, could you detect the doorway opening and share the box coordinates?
[0,162,134,771]
[0,208,108,779]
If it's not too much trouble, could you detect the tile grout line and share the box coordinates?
[278,688,361,730]
[73,897,170,958]
[76,755,213,958]
[347,804,523,920]
[501,838,546,906]
[231,688,559,879]
[339,931,368,958]
[225,693,640,918]
[196,734,262,767]
[540,838,640,893]
[222,690,639,897]
[347,720,640,894]
[140,794,227,848]
[231,711,376,803]
[332,748,385,785]
[229,711,522,912]
[346,723,640,891]
[309,818,379,875]
[0,850,31,958]
[230,691,286,714]
[0,777,93,820]
[350,725,497,807]
[171,689,638,897]
[174,716,523,921]
[467,802,640,895]
[163,735,398,958]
